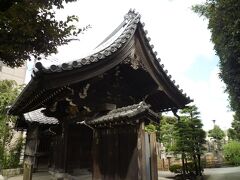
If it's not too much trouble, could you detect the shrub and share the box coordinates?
[169,164,182,174]
[223,141,240,166]
[169,162,202,176]
[1,137,23,169]
[185,162,195,173]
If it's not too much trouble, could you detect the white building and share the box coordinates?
[0,61,27,84]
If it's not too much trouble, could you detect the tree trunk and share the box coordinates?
[193,153,198,175]
[181,152,186,179]
[197,153,202,176]
[185,157,188,174]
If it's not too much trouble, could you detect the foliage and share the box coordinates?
[169,164,182,174]
[145,122,163,144]
[0,0,85,67]
[159,105,206,177]
[0,80,22,112]
[193,0,240,140]
[228,113,240,141]
[169,162,196,175]
[159,116,177,151]
[208,125,225,153]
[228,128,240,141]
[0,80,23,169]
[145,123,157,133]
[185,162,196,174]
[174,105,206,176]
[223,141,240,166]
[208,125,225,141]
[1,137,23,169]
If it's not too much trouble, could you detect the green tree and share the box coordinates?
[228,128,240,141]
[208,125,225,154]
[193,0,240,140]
[145,123,157,133]
[223,141,240,166]
[208,125,225,141]
[173,118,190,178]
[159,116,177,152]
[174,105,206,177]
[0,80,22,169]
[0,0,87,67]
[228,113,240,141]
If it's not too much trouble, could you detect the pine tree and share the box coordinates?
[174,105,206,177]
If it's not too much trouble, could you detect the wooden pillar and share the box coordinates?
[92,129,101,180]
[138,123,158,180]
[149,133,158,180]
[23,163,33,180]
[138,122,147,180]
[23,125,39,180]
[63,121,69,173]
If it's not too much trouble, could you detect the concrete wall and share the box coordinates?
[0,62,27,85]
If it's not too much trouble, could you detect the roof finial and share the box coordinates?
[124,8,139,21]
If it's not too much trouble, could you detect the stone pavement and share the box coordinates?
[7,172,51,180]
[8,167,240,180]
[5,171,175,180]
[158,171,175,180]
[203,166,240,180]
[7,172,92,180]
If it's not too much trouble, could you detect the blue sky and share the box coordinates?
[186,55,219,82]
[27,0,233,131]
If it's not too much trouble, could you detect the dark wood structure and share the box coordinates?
[10,10,191,180]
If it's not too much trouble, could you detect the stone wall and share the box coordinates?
[1,168,23,178]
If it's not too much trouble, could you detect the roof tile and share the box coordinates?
[23,108,58,125]
[87,101,158,125]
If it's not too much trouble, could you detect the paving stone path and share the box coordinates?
[6,167,240,180]
[204,166,240,180]
[6,171,174,180]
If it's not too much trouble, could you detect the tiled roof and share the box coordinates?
[9,9,192,115]
[23,108,58,124]
[32,9,190,102]
[32,10,140,75]
[22,102,157,126]
[87,101,159,125]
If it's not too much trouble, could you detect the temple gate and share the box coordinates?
[10,9,191,180]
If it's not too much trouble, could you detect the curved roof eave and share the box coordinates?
[8,9,192,115]
[134,22,192,108]
[8,10,141,115]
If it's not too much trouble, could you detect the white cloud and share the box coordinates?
[178,67,233,130]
